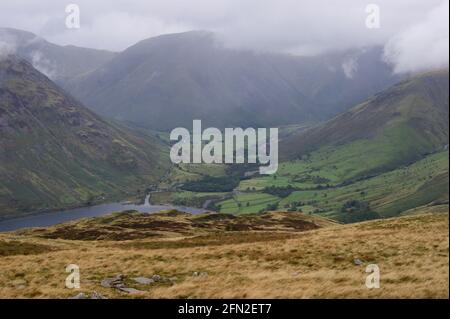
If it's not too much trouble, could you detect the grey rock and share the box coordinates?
[114,283,126,289]
[101,275,125,288]
[151,275,162,282]
[101,274,150,294]
[354,258,364,266]
[119,287,145,294]
[133,277,154,285]
[91,291,107,299]
[100,279,111,288]
[101,278,118,288]
[12,279,27,288]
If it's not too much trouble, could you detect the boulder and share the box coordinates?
[353,258,364,266]
[101,275,125,288]
[91,291,107,299]
[119,287,145,294]
[133,277,154,285]
[12,279,27,289]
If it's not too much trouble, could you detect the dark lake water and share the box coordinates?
[0,196,206,232]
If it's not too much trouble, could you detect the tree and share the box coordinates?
[340,200,380,223]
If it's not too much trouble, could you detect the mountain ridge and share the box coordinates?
[61,31,402,130]
[0,27,117,81]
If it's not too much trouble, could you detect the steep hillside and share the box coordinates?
[63,31,400,130]
[0,27,116,81]
[281,70,449,177]
[0,56,168,218]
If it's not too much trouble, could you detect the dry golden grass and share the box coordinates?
[0,211,448,299]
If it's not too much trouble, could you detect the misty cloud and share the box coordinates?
[0,41,14,59]
[0,31,17,59]
[30,50,57,78]
[0,0,448,73]
[383,1,449,74]
[342,56,359,79]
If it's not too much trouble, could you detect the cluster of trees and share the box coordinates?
[340,200,380,223]
[172,197,203,208]
[284,201,304,212]
[258,202,280,213]
[293,175,330,184]
[207,202,222,211]
[181,176,240,192]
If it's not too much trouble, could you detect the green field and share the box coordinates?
[217,193,280,214]
[215,151,449,221]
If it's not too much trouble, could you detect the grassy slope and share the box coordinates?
[280,151,449,220]
[281,70,449,178]
[0,211,447,298]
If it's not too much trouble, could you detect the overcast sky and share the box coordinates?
[0,0,448,73]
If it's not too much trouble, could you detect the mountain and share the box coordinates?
[62,31,401,130]
[0,55,168,218]
[281,70,449,177]
[0,27,116,82]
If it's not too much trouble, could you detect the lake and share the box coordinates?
[0,196,207,232]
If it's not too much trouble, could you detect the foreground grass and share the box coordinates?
[0,212,447,298]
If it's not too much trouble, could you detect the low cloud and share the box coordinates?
[0,0,448,74]
[0,30,17,60]
[0,41,15,59]
[30,50,57,78]
[384,1,449,74]
[342,56,359,79]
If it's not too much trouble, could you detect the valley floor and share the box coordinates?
[0,211,448,298]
